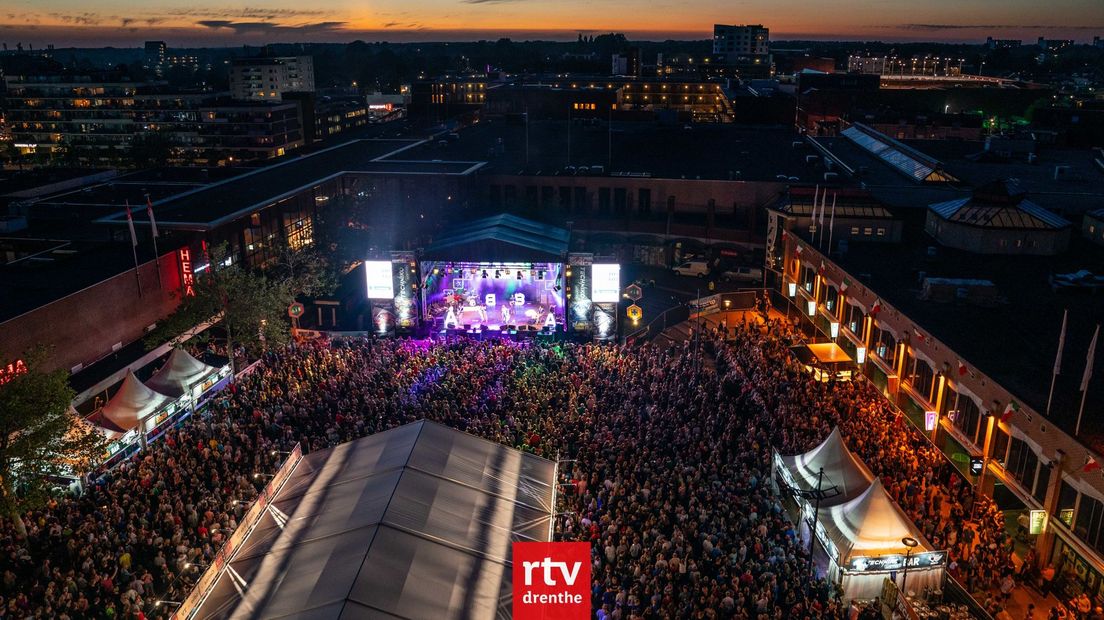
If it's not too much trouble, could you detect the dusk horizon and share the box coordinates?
[1,0,1101,48]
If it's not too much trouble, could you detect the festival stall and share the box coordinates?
[774,427,875,509]
[790,342,855,382]
[86,370,174,465]
[144,348,231,440]
[814,479,947,601]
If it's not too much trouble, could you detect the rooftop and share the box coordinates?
[396,118,815,182]
[98,139,483,230]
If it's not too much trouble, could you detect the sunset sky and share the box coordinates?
[0,0,1101,47]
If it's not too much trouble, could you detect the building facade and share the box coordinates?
[229,56,316,102]
[712,24,770,62]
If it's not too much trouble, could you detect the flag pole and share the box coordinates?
[1076,323,1100,437]
[827,192,837,254]
[146,193,163,290]
[1046,308,1068,417]
[125,201,143,298]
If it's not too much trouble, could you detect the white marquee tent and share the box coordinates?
[95,370,172,434]
[776,427,874,507]
[817,479,946,600]
[145,348,220,398]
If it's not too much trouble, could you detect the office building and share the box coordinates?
[144,41,166,76]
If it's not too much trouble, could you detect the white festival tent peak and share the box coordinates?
[145,348,219,398]
[780,427,875,506]
[820,478,933,564]
[97,370,172,433]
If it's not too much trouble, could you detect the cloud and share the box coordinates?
[168,7,330,20]
[49,12,103,26]
[196,20,346,35]
[900,23,1102,31]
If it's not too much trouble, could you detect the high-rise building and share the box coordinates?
[712,24,769,62]
[144,41,166,76]
[611,48,641,77]
[229,56,315,102]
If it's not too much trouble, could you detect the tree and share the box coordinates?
[0,348,106,517]
[144,243,296,371]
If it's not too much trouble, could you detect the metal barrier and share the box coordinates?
[943,574,995,620]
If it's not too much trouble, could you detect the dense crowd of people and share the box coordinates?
[0,318,1028,619]
[715,318,1017,610]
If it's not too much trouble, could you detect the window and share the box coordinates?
[953,394,983,446]
[1075,494,1104,556]
[877,227,886,236]
[845,303,866,339]
[1058,480,1078,527]
[864,227,873,235]
[872,326,898,366]
[638,188,652,215]
[910,357,935,403]
[850,226,860,235]
[825,285,839,313]
[1006,437,1039,495]
[1034,461,1051,505]
[990,425,1009,464]
[598,188,611,214]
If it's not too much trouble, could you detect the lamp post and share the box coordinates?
[900,536,920,597]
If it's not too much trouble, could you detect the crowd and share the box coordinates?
[715,317,1017,610]
[0,317,1022,619]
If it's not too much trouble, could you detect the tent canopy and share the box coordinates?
[779,427,874,506]
[145,348,219,398]
[98,370,172,432]
[820,479,932,564]
[792,342,853,366]
[192,420,556,620]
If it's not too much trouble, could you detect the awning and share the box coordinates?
[792,342,853,367]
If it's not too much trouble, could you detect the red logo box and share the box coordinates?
[512,541,591,620]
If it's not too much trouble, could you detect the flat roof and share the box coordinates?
[792,342,853,365]
[396,119,816,182]
[97,139,484,230]
[812,211,1104,436]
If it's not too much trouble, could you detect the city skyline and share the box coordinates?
[0,0,1102,47]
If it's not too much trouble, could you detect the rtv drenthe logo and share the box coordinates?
[512,542,590,619]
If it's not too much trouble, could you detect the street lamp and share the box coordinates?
[900,536,920,596]
[830,321,840,339]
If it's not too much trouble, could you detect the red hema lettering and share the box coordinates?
[512,542,590,620]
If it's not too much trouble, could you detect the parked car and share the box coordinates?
[672,260,711,277]
[719,266,764,283]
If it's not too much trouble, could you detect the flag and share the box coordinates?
[1001,400,1020,423]
[124,201,138,247]
[1085,456,1101,473]
[870,299,882,315]
[840,278,851,293]
[1053,309,1068,376]
[914,330,926,344]
[819,188,827,227]
[958,360,968,377]
[811,185,819,220]
[146,195,159,239]
[1083,324,1100,392]
[828,192,836,233]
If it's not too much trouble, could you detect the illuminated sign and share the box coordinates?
[0,359,28,386]
[1030,510,1048,535]
[591,264,621,303]
[365,261,394,299]
[970,457,984,476]
[924,411,938,432]
[1061,508,1074,526]
[178,248,196,297]
[849,551,945,573]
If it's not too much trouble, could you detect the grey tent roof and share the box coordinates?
[779,427,874,507]
[192,420,556,620]
[928,181,1071,230]
[422,214,570,261]
[145,348,220,398]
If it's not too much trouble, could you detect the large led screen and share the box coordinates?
[422,262,564,331]
[365,261,394,299]
[591,264,621,303]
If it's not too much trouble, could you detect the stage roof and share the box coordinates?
[791,342,853,366]
[422,214,570,261]
[191,420,556,620]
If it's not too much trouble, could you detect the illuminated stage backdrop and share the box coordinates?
[421,261,564,331]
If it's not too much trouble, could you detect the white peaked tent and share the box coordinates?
[98,370,172,433]
[818,479,946,600]
[778,427,874,506]
[145,348,219,398]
